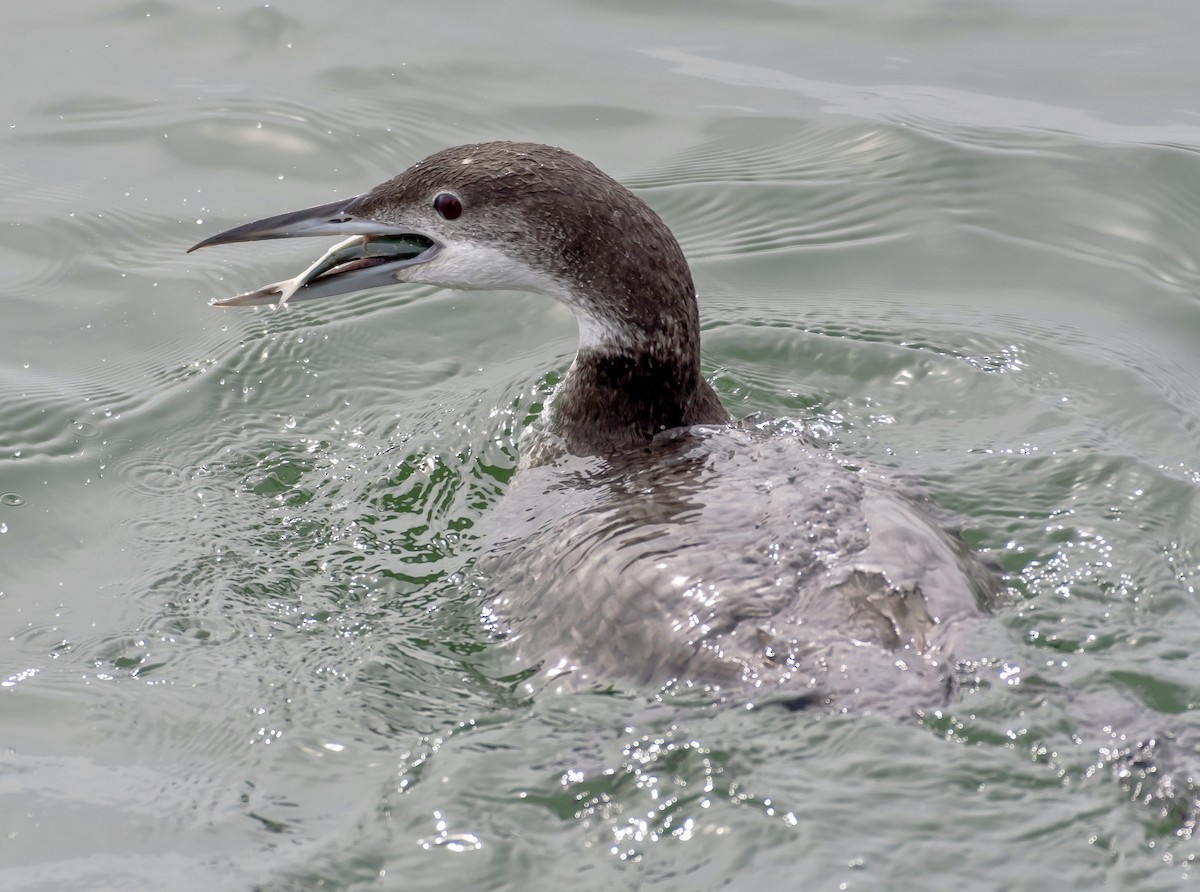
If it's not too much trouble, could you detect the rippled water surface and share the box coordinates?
[4,1,1200,889]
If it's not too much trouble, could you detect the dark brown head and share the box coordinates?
[190,141,728,452]
[192,142,697,354]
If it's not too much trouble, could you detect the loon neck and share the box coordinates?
[552,282,730,456]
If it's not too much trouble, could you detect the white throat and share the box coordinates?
[411,241,636,352]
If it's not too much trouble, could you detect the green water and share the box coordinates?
[3,1,1200,889]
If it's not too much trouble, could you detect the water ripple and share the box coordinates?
[630,116,1200,295]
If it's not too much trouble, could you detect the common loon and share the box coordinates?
[191,141,997,709]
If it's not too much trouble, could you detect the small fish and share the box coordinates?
[209,235,433,308]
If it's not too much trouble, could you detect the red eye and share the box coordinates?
[434,192,462,220]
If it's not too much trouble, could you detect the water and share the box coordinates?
[3,1,1200,888]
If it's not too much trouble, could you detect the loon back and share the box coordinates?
[478,426,997,707]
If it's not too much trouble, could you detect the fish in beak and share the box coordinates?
[188,198,439,307]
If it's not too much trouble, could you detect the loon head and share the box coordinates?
[191,142,697,350]
[190,141,729,453]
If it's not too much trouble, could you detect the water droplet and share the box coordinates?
[68,420,99,439]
